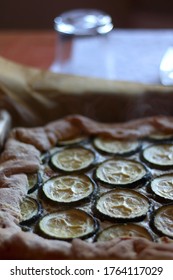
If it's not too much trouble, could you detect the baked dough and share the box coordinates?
[1,114,173,259]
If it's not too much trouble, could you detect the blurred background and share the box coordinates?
[0,0,173,83]
[1,0,173,29]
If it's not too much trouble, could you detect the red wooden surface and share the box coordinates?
[0,30,56,69]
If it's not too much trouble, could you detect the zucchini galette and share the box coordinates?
[1,114,173,259]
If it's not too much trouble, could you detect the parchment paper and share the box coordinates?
[0,56,173,127]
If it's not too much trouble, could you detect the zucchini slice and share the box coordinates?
[150,174,173,201]
[94,136,140,156]
[38,209,98,240]
[142,143,173,168]
[42,174,95,204]
[41,151,51,164]
[95,188,150,221]
[153,204,173,238]
[148,133,173,142]
[58,136,87,146]
[27,172,43,194]
[96,159,148,187]
[51,147,95,172]
[20,197,42,225]
[96,223,153,242]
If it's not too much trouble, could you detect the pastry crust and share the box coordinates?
[1,114,173,260]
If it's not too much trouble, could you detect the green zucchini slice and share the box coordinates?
[41,151,51,164]
[27,172,43,194]
[58,136,87,146]
[42,174,95,204]
[51,147,95,172]
[96,159,148,187]
[94,136,140,155]
[142,143,173,168]
[38,209,98,240]
[96,223,153,242]
[20,197,42,225]
[95,188,150,221]
[148,133,173,142]
[150,174,173,201]
[153,205,173,238]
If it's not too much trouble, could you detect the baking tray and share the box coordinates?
[1,57,173,259]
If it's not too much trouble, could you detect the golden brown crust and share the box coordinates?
[0,159,40,176]
[0,174,28,221]
[66,114,173,139]
[0,138,40,163]
[1,114,173,259]
[11,127,52,152]
[0,229,173,260]
[72,238,173,260]
[10,114,173,152]
[0,229,72,260]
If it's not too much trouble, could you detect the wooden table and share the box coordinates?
[0,30,56,69]
[0,29,173,84]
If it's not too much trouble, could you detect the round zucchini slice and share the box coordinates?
[96,159,148,187]
[142,143,173,169]
[96,223,153,242]
[38,209,98,240]
[58,136,87,146]
[150,174,173,201]
[20,197,42,225]
[42,174,95,204]
[41,151,51,164]
[27,172,43,194]
[51,147,95,172]
[153,204,173,238]
[95,188,150,221]
[148,133,173,142]
[94,136,140,156]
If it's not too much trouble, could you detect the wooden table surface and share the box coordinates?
[0,30,56,69]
